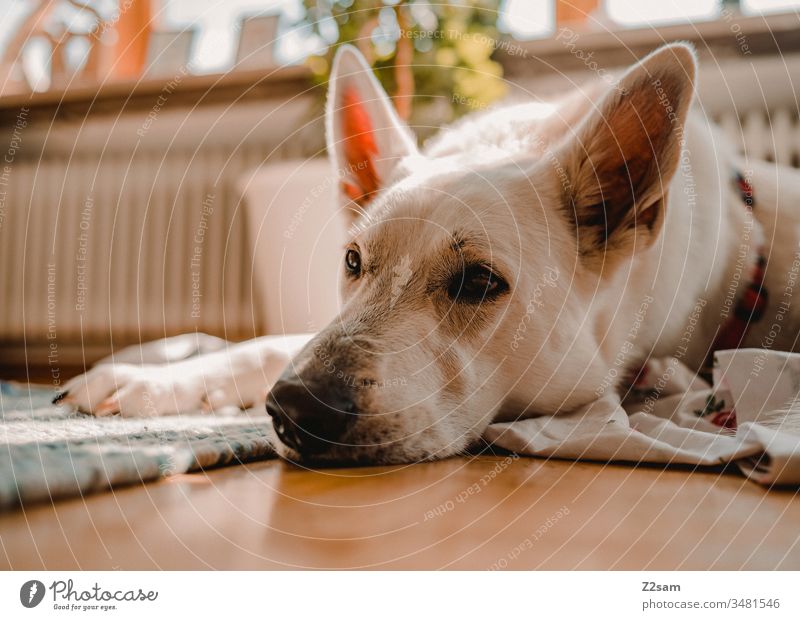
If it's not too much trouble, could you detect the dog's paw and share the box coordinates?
[56,363,200,417]
[57,359,269,417]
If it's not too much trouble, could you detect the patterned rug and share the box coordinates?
[0,382,275,510]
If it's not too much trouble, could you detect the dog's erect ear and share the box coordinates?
[326,45,418,222]
[561,43,697,262]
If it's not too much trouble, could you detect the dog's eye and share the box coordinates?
[448,265,508,302]
[345,249,362,276]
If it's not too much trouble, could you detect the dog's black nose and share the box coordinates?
[266,377,357,455]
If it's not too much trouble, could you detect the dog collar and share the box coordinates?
[707,171,769,359]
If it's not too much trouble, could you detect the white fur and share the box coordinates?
[63,44,800,462]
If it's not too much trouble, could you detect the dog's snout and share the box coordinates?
[266,377,357,456]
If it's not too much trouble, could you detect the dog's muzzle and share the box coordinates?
[266,374,357,456]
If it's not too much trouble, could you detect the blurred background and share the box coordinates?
[0,0,798,383]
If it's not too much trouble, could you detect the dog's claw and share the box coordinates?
[95,397,120,416]
[52,390,69,404]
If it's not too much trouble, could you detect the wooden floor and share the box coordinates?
[1,456,799,570]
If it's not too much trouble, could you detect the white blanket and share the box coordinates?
[5,338,797,509]
[105,336,800,486]
[485,349,800,486]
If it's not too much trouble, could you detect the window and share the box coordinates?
[498,0,554,40]
[606,0,719,27]
[159,0,301,72]
[742,0,800,14]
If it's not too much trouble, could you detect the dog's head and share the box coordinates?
[267,43,697,464]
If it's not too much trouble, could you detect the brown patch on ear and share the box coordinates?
[565,58,693,264]
[340,87,381,206]
[572,75,680,246]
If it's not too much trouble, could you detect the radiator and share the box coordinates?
[716,107,800,167]
[0,97,324,372]
[0,150,248,365]
[698,53,800,168]
[2,56,799,375]
[509,52,800,168]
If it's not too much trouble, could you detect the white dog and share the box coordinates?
[57,43,800,464]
